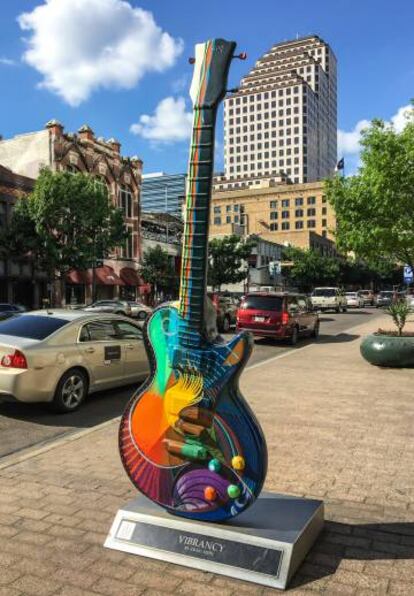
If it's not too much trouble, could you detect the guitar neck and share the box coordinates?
[178,106,217,342]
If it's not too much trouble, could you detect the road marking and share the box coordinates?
[0,315,380,469]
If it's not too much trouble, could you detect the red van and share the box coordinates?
[236,292,319,345]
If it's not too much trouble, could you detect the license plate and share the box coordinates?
[254,316,265,322]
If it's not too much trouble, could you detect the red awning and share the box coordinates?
[66,270,88,284]
[66,266,124,286]
[120,267,140,286]
[94,266,124,286]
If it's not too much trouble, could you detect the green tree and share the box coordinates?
[4,168,127,305]
[325,105,414,272]
[208,235,256,291]
[140,245,176,302]
[283,246,340,292]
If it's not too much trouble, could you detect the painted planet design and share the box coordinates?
[173,468,230,511]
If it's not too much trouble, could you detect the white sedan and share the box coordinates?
[0,310,149,412]
[345,292,364,308]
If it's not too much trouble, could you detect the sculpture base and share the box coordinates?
[104,492,324,590]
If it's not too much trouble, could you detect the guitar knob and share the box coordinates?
[231,455,245,471]
[227,484,241,499]
[208,458,221,472]
[204,486,217,501]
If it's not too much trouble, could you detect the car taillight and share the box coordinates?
[281,311,289,325]
[1,350,27,369]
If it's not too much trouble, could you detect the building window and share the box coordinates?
[120,186,133,218]
[295,197,303,206]
[322,206,327,215]
[234,215,239,223]
[322,219,327,227]
[295,221,304,229]
[281,222,290,230]
[226,205,231,212]
[281,210,289,219]
[214,217,221,225]
[295,209,304,217]
[234,204,239,212]
[307,196,316,205]
[270,223,278,231]
[307,220,316,228]
[307,208,316,216]
[270,211,278,220]
[213,206,221,214]
[122,227,134,259]
[226,216,231,224]
[270,200,277,209]
[281,199,290,207]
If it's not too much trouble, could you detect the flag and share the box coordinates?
[335,158,344,171]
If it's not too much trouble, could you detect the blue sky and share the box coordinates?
[0,0,413,175]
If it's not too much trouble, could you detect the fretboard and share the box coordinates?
[178,106,217,346]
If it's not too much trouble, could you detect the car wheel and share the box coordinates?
[52,368,88,413]
[289,326,299,346]
[342,306,347,313]
[311,321,320,339]
[222,315,231,333]
[336,306,340,313]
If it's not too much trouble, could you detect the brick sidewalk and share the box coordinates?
[0,314,413,595]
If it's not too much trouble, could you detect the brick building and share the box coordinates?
[0,165,46,307]
[0,121,143,305]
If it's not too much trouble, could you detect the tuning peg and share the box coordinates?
[189,57,195,64]
[233,52,247,60]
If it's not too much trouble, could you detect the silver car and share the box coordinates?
[345,292,364,308]
[127,301,152,321]
[83,300,132,317]
[0,310,149,412]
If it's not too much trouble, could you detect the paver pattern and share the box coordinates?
[0,315,413,594]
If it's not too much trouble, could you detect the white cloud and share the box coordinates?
[18,0,183,106]
[337,119,370,156]
[0,57,16,66]
[130,96,193,143]
[338,104,413,159]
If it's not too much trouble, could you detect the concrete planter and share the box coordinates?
[360,333,414,367]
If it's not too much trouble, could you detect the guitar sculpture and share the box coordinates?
[119,39,267,522]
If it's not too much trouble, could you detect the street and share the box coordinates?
[0,308,383,460]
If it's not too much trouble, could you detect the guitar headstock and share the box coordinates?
[189,39,237,109]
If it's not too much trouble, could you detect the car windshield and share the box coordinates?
[346,293,357,297]
[312,289,336,297]
[360,291,370,295]
[240,296,283,311]
[379,291,393,297]
[0,315,69,340]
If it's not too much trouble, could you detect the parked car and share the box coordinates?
[405,288,414,310]
[127,301,152,321]
[236,292,319,345]
[0,303,26,316]
[0,310,149,412]
[83,300,132,317]
[345,292,364,309]
[310,287,347,313]
[207,292,238,333]
[359,289,375,307]
[376,290,394,308]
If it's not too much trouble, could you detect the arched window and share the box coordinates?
[119,185,133,218]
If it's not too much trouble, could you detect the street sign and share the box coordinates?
[403,265,413,284]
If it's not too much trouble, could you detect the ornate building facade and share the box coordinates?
[0,121,143,304]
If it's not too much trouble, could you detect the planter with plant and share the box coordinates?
[360,301,414,367]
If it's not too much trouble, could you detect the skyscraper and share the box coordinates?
[221,35,337,188]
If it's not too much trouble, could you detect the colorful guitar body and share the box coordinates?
[119,39,268,522]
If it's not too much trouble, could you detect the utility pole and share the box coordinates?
[165,185,169,243]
